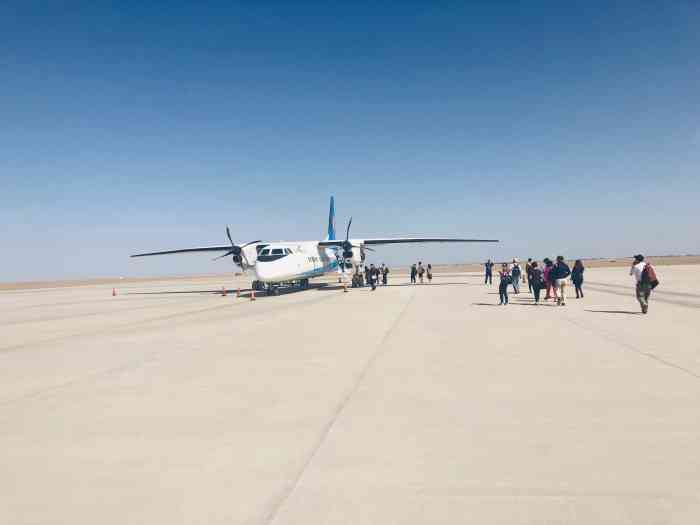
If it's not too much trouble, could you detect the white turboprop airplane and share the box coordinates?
[131,197,498,294]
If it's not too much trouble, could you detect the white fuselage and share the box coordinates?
[252,241,341,283]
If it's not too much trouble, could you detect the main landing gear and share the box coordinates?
[251,278,310,296]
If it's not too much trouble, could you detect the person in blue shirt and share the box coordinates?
[551,256,571,306]
[484,259,494,285]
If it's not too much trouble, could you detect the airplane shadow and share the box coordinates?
[585,309,641,315]
[129,289,252,296]
[472,302,557,307]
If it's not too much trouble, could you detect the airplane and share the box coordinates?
[131,197,499,295]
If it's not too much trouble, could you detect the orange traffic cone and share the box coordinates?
[112,288,116,297]
[250,290,256,301]
[222,286,227,297]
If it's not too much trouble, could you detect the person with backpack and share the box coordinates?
[525,258,534,292]
[571,260,585,298]
[543,258,556,301]
[551,256,571,306]
[630,254,658,314]
[368,264,378,291]
[511,259,522,294]
[498,263,511,305]
[529,261,544,304]
[418,261,425,284]
[484,259,494,285]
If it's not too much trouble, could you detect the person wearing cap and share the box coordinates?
[551,255,571,306]
[630,254,650,313]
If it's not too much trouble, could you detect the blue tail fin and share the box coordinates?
[326,196,336,240]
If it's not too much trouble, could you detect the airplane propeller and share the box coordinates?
[213,226,260,269]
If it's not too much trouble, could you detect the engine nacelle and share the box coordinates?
[340,247,364,272]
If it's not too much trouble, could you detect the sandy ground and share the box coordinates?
[1,266,699,524]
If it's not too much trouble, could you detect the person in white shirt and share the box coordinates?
[629,254,650,314]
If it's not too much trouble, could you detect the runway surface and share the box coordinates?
[2,266,699,524]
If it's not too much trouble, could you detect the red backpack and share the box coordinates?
[642,264,659,289]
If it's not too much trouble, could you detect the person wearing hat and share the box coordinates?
[630,254,650,313]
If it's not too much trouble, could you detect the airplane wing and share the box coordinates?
[130,246,233,257]
[318,238,498,247]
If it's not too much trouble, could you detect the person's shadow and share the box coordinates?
[585,309,641,315]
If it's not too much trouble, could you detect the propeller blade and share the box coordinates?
[241,239,262,248]
[345,217,352,241]
[226,226,234,246]
[212,249,235,261]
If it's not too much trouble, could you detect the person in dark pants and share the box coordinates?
[484,259,494,285]
[382,265,389,285]
[410,264,417,284]
[511,259,522,294]
[529,261,544,304]
[369,264,377,290]
[525,258,533,292]
[572,259,585,298]
[498,263,511,305]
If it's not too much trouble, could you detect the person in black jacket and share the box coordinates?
[571,260,585,298]
[529,261,544,304]
[552,255,571,306]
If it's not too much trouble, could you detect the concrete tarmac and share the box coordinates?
[1,266,699,524]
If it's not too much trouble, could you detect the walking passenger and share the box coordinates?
[525,258,533,292]
[418,262,425,284]
[530,261,544,304]
[543,258,555,301]
[426,264,433,283]
[484,259,494,285]
[630,254,658,314]
[511,259,522,294]
[410,264,417,284]
[382,264,389,285]
[572,259,585,298]
[498,263,511,305]
[369,264,377,291]
[552,256,571,306]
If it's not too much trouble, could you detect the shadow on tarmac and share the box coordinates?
[585,309,642,315]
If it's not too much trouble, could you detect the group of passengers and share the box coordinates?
[364,263,389,290]
[410,262,433,284]
[486,254,658,314]
[488,256,584,306]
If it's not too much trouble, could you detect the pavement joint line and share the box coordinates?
[0,289,345,405]
[264,287,416,525]
[0,289,337,355]
[562,315,700,381]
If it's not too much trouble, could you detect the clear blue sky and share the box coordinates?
[2,2,699,281]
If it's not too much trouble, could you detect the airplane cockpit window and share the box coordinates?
[257,247,290,262]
